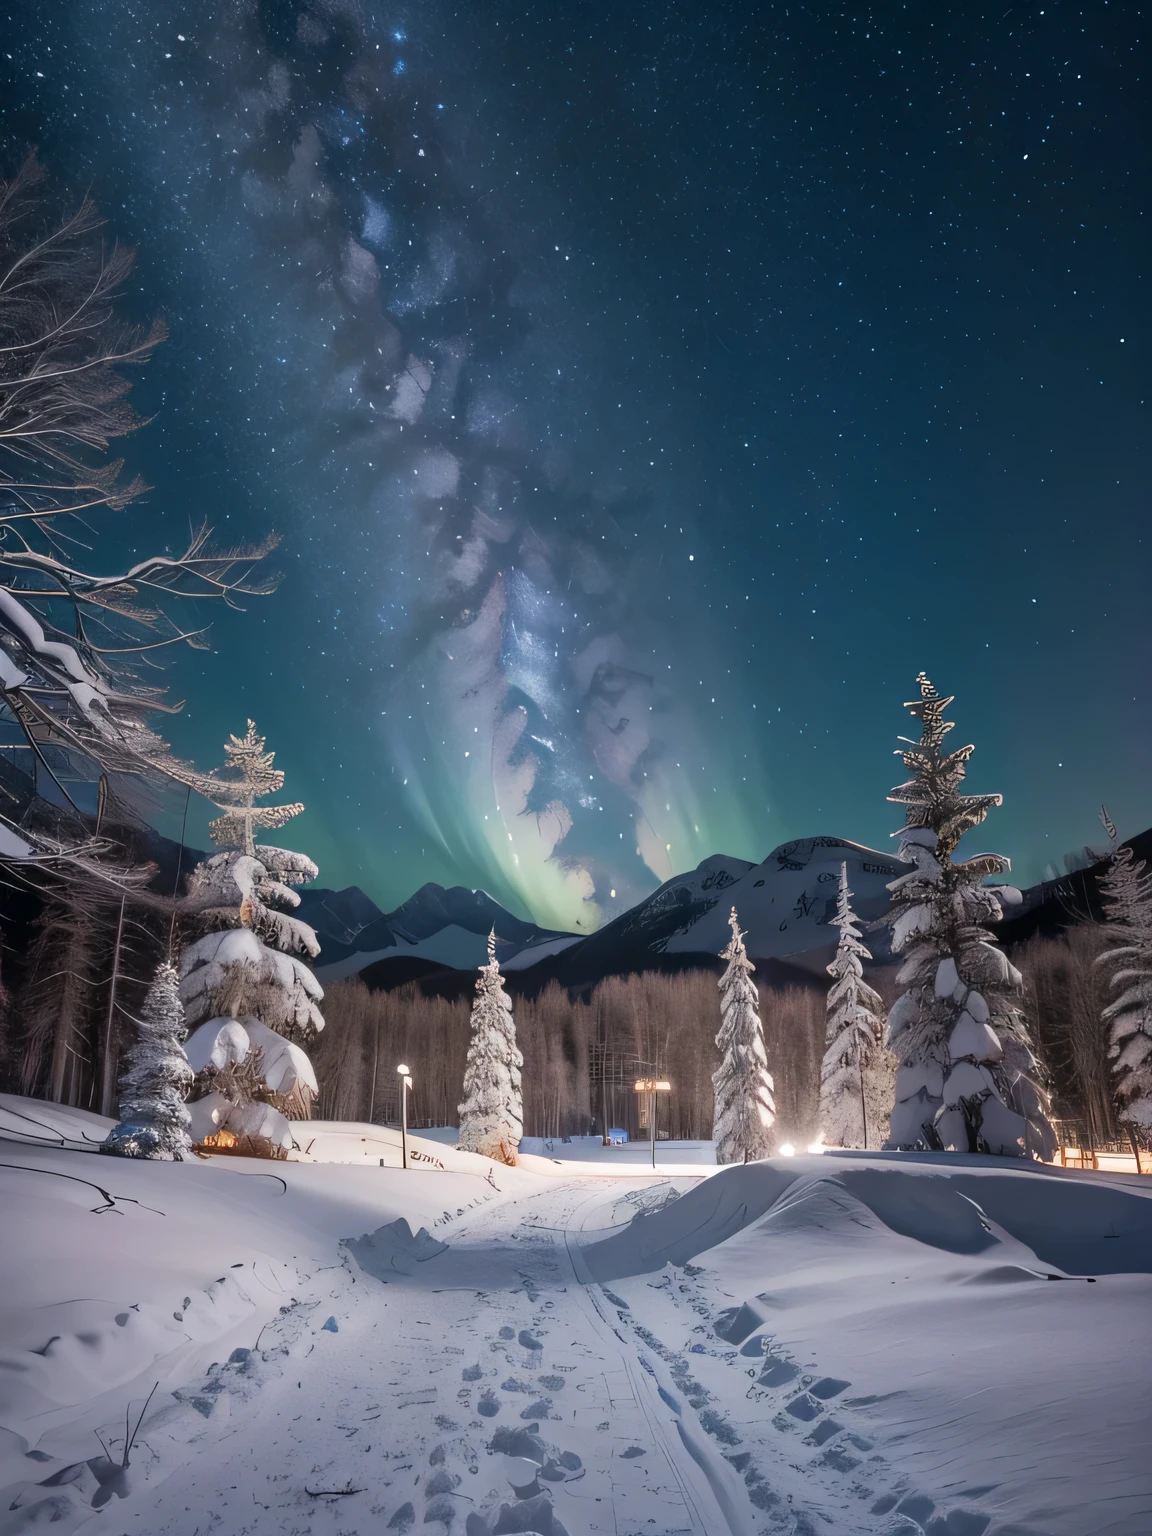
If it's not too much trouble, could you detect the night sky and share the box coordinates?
[2,1,1147,928]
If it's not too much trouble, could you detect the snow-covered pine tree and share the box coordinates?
[457,929,523,1165]
[180,723,324,1159]
[1096,810,1152,1135]
[819,864,891,1149]
[884,674,1055,1158]
[102,961,192,1160]
[712,907,775,1164]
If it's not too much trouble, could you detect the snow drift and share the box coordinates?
[582,1153,1152,1536]
[582,1153,1152,1281]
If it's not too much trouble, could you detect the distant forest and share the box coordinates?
[312,925,1117,1145]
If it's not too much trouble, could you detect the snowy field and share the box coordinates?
[2,1095,1150,1536]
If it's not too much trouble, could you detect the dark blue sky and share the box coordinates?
[2,0,1147,925]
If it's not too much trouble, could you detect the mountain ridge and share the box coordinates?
[307,826,1152,993]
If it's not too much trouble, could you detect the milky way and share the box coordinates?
[2,0,1146,917]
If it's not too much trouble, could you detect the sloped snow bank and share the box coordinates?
[582,1153,1152,1536]
[836,1163,1152,1275]
[0,1097,115,1151]
[582,1152,1152,1280]
[0,1094,546,1527]
[583,1161,801,1280]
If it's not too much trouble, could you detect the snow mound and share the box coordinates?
[344,1217,449,1278]
[582,1154,1152,1281]
[0,1094,549,1509]
[0,1097,115,1150]
[591,1156,1152,1536]
[582,1162,801,1280]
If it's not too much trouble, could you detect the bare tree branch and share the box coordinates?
[0,153,279,787]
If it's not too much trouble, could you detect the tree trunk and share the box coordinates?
[97,894,127,1117]
[44,914,97,1106]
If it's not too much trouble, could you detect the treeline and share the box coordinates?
[313,969,829,1144]
[309,923,1126,1147]
[1018,925,1118,1144]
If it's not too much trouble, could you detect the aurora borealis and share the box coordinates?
[2,1,1146,925]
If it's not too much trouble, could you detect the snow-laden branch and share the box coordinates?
[0,155,279,788]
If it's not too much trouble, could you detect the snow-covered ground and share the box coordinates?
[1,1094,1150,1536]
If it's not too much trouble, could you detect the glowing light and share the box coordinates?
[778,1143,796,1157]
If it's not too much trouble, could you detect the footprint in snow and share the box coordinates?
[498,1326,516,1340]
[805,1418,843,1447]
[503,1455,542,1497]
[519,1397,551,1420]
[810,1376,850,1399]
[758,1356,799,1388]
[462,1364,482,1381]
[518,1330,542,1352]
[478,1389,501,1417]
[424,1494,456,1525]
[785,1392,823,1422]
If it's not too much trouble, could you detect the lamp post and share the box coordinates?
[634,1078,672,1168]
[397,1064,413,1169]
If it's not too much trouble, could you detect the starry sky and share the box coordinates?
[2,0,1147,928]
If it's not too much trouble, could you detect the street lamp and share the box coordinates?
[634,1078,672,1168]
[397,1064,413,1170]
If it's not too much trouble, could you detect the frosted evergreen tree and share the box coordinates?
[180,723,323,1158]
[457,929,523,1164]
[1097,809,1152,1133]
[884,675,1055,1158]
[102,962,193,1161]
[819,864,891,1149]
[712,907,775,1164]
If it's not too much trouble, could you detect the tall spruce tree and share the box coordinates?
[884,674,1055,1158]
[712,907,775,1164]
[1097,810,1152,1134]
[102,961,192,1160]
[180,723,323,1158]
[819,864,890,1149]
[457,930,523,1164]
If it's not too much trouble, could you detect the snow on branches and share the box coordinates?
[179,722,323,1158]
[0,156,276,792]
[102,961,192,1161]
[204,722,305,857]
[1097,811,1152,1133]
[712,907,775,1164]
[883,674,1055,1159]
[819,864,891,1149]
[458,930,523,1164]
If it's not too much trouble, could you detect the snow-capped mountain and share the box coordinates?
[302,824,1149,992]
[308,837,907,989]
[299,881,576,982]
[506,837,908,987]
